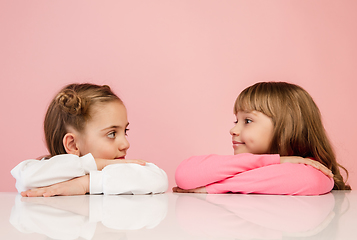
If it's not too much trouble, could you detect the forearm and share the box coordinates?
[175,153,280,189]
[205,163,334,195]
[94,158,147,170]
[21,175,90,197]
[11,154,96,192]
[90,163,168,194]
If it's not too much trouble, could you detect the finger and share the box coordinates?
[134,160,147,166]
[25,190,41,197]
[172,187,182,192]
[306,160,333,177]
[41,187,62,197]
[318,166,334,177]
[43,191,56,197]
[133,159,147,165]
[30,190,47,197]
[126,159,147,166]
[21,191,28,197]
[27,187,54,197]
[22,190,34,197]
[173,187,187,193]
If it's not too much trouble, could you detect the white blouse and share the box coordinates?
[11,153,168,194]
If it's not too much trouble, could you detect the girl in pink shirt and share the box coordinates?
[174,82,350,195]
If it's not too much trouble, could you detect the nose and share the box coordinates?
[119,136,130,151]
[230,123,240,136]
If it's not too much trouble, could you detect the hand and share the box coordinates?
[280,156,333,178]
[172,186,207,194]
[21,175,90,197]
[20,193,90,216]
[95,158,148,170]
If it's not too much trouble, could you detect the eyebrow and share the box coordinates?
[101,122,129,131]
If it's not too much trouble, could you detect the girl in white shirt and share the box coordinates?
[11,83,168,197]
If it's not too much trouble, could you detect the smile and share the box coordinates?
[232,141,244,148]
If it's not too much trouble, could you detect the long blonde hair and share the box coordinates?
[234,82,350,190]
[44,83,121,157]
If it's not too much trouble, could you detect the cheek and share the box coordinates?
[240,130,254,143]
[83,142,99,156]
[83,139,111,158]
[242,129,271,152]
[264,128,274,145]
[259,131,273,152]
[94,143,114,156]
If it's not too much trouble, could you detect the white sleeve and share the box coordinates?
[89,163,168,195]
[11,153,97,192]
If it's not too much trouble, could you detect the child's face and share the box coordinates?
[76,100,130,159]
[230,110,274,155]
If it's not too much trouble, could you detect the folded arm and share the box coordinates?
[174,154,333,195]
[90,163,168,195]
[175,153,280,190]
[11,154,97,192]
[21,163,168,197]
[205,163,334,195]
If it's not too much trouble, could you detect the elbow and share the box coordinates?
[278,164,334,196]
[154,171,169,193]
[175,166,189,189]
[175,168,183,188]
[11,173,30,192]
[314,176,334,195]
[302,169,334,195]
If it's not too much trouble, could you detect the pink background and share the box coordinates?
[1,1,356,192]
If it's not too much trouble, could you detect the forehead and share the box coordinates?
[87,100,127,128]
[236,110,260,117]
[234,100,259,114]
[234,94,273,118]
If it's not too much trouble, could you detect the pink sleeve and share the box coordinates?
[175,153,280,189]
[205,163,334,195]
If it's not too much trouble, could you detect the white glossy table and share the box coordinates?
[0,191,356,240]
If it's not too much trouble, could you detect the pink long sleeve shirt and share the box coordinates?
[175,153,334,195]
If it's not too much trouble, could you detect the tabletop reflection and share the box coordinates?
[175,193,346,239]
[10,194,168,240]
[6,191,351,240]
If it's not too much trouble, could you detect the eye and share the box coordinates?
[125,128,130,136]
[245,118,252,124]
[107,131,116,139]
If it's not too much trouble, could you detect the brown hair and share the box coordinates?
[234,82,350,190]
[44,83,122,157]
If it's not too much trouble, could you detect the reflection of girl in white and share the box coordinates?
[10,194,168,239]
[12,83,168,197]
[174,82,350,195]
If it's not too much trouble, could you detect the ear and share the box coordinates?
[63,133,80,156]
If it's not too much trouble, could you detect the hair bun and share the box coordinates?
[56,90,83,115]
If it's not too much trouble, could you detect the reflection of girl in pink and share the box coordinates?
[174,82,350,195]
[175,193,337,239]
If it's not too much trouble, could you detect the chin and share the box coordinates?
[234,150,248,155]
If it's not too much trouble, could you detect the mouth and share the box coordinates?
[115,156,126,159]
[232,141,244,147]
